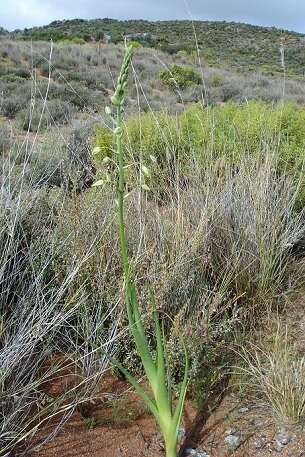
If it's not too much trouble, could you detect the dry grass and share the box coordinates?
[236,325,305,424]
[0,147,119,454]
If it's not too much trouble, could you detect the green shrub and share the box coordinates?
[159,42,192,55]
[94,101,305,206]
[94,110,185,192]
[65,121,96,191]
[14,67,30,79]
[209,73,223,87]
[128,40,143,49]
[58,37,86,45]
[160,64,202,90]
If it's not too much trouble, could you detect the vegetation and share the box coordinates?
[160,65,202,90]
[1,95,305,453]
[94,101,305,207]
[1,39,305,134]
[10,18,305,77]
[97,46,188,457]
[237,326,305,424]
[2,19,305,457]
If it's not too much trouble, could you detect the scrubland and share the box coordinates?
[1,36,305,456]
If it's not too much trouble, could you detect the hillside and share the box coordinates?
[1,39,305,138]
[9,18,305,76]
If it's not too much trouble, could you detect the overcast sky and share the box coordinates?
[1,0,305,33]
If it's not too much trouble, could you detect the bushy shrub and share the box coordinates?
[159,42,192,55]
[94,101,305,207]
[209,72,224,87]
[17,99,74,132]
[237,326,305,423]
[0,94,28,118]
[0,172,113,454]
[14,67,30,78]
[65,121,96,191]
[221,79,243,101]
[94,110,185,192]
[180,84,204,103]
[28,134,66,187]
[0,123,12,153]
[55,81,103,110]
[160,64,202,90]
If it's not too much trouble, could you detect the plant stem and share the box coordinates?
[109,45,188,457]
[166,442,178,457]
[116,106,130,279]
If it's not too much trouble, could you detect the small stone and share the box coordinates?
[276,427,292,447]
[254,440,263,449]
[184,448,209,457]
[225,427,238,435]
[224,434,241,450]
[238,406,249,414]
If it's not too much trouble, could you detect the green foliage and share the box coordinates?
[58,37,86,45]
[94,101,305,205]
[128,40,143,49]
[209,73,223,87]
[94,110,183,193]
[0,94,28,118]
[160,65,202,90]
[82,417,97,429]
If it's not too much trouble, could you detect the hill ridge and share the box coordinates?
[3,19,305,76]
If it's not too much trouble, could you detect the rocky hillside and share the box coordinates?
[7,19,305,76]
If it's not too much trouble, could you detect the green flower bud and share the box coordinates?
[141,184,150,192]
[111,95,120,106]
[92,146,101,155]
[92,179,104,187]
[141,165,150,177]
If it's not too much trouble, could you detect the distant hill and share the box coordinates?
[8,19,305,77]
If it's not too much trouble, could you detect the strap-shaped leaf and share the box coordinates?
[172,341,189,438]
[101,349,159,420]
[126,281,157,389]
[151,291,171,421]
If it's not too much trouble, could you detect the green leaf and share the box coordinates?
[101,349,159,420]
[172,341,189,438]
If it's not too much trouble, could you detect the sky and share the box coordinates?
[1,0,305,33]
